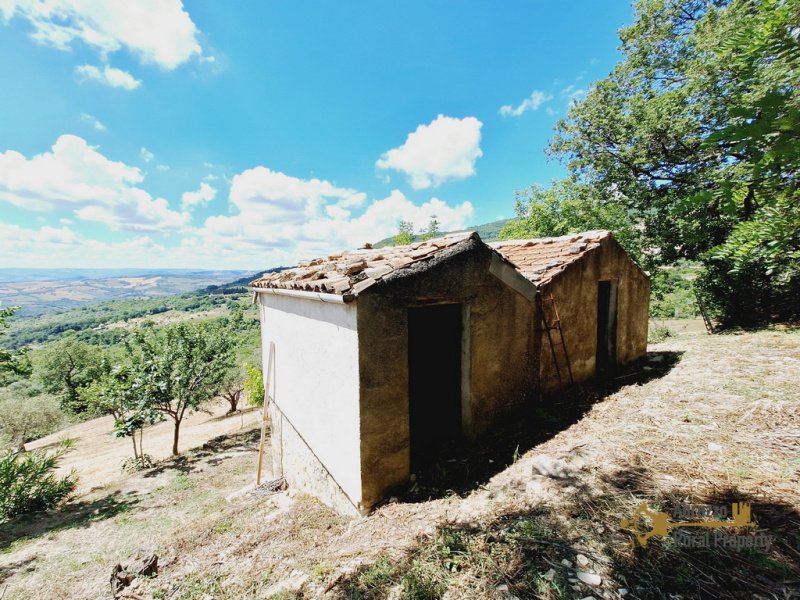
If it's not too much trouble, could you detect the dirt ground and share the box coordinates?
[25,401,262,495]
[1,323,798,599]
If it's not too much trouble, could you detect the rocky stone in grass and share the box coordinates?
[109,554,158,597]
[576,571,602,586]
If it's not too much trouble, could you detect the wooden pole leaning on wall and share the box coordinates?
[256,341,275,486]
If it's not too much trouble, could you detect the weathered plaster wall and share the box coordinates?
[539,237,650,391]
[356,240,537,508]
[259,294,363,511]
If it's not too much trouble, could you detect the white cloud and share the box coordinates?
[197,166,473,265]
[75,64,141,90]
[561,84,587,107]
[140,147,154,163]
[181,182,216,210]
[1,0,203,70]
[229,166,366,225]
[0,134,188,233]
[156,164,170,172]
[79,112,106,131]
[376,115,483,190]
[499,90,553,117]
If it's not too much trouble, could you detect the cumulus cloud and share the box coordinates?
[499,89,553,117]
[79,112,106,131]
[561,84,587,107]
[181,182,216,210]
[198,166,473,263]
[0,134,188,233]
[0,0,203,70]
[140,147,154,163]
[376,115,483,189]
[75,64,141,90]
[229,166,367,225]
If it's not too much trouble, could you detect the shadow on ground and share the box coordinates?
[0,490,141,555]
[338,462,800,599]
[399,350,684,503]
[141,426,261,478]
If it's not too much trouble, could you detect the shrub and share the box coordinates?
[649,324,675,344]
[0,443,77,521]
[0,392,67,451]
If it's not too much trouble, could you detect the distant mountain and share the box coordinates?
[0,269,255,318]
[372,218,512,248]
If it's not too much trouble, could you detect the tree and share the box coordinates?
[421,215,441,240]
[549,0,800,325]
[34,336,103,414]
[394,220,415,245]
[500,178,647,267]
[128,321,235,455]
[0,307,31,384]
[0,391,65,452]
[221,363,245,413]
[79,363,162,462]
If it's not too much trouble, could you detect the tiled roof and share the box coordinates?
[250,231,477,298]
[250,229,611,297]
[489,230,610,286]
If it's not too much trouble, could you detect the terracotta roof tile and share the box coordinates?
[489,230,610,286]
[251,229,611,296]
[251,231,477,296]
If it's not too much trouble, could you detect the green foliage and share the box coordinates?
[126,320,236,455]
[648,323,675,344]
[394,220,415,245]
[649,263,701,319]
[549,0,800,326]
[0,442,77,522]
[243,362,265,408]
[421,215,442,241]
[0,306,31,384]
[1,292,234,350]
[500,178,647,267]
[0,391,66,451]
[33,335,104,414]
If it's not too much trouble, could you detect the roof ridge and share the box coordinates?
[488,229,610,247]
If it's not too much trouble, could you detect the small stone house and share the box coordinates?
[251,230,649,514]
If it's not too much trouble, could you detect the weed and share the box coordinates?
[649,323,675,344]
[212,517,235,534]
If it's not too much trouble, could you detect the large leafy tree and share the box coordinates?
[549,0,800,325]
[33,335,103,414]
[0,307,31,384]
[128,321,235,455]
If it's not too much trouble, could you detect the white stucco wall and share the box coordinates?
[259,293,362,507]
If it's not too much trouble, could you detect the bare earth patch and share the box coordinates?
[1,326,798,599]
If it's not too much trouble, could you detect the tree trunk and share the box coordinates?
[172,419,181,456]
[131,434,139,460]
[139,428,144,458]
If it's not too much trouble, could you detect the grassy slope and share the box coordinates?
[1,326,797,599]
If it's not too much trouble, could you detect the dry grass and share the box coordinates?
[25,400,261,494]
[1,324,798,599]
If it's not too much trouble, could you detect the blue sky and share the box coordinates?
[0,1,633,270]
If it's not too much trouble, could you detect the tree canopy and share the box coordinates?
[542,0,799,326]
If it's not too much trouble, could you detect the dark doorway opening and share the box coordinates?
[596,281,618,373]
[408,303,462,473]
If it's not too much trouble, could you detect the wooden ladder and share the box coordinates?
[541,294,574,386]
